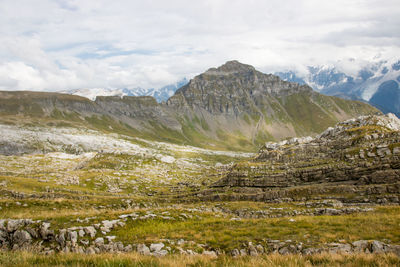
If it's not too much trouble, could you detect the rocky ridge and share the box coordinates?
[0,61,379,152]
[206,113,400,203]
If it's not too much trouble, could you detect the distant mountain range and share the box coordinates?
[62,78,188,102]
[0,61,379,151]
[61,60,400,117]
[275,60,400,116]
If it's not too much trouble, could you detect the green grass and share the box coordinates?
[110,206,400,252]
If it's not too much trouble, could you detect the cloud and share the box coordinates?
[0,0,399,91]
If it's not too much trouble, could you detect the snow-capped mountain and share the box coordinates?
[276,60,400,116]
[62,78,188,102]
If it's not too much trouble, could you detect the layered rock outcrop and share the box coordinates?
[210,114,400,203]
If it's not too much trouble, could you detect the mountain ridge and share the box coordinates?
[276,60,400,116]
[61,78,189,102]
[0,61,380,152]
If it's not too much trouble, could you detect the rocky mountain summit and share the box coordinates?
[0,61,379,151]
[167,60,311,114]
[208,113,400,203]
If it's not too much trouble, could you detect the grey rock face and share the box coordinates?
[7,220,24,233]
[12,230,32,246]
[168,60,312,115]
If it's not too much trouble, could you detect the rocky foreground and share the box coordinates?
[1,114,400,260]
[1,208,400,257]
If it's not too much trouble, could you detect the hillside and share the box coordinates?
[0,113,399,259]
[206,113,400,204]
[0,61,379,152]
[0,67,398,260]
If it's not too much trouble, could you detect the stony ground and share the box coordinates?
[0,123,400,266]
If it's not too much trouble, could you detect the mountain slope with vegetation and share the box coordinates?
[0,61,379,151]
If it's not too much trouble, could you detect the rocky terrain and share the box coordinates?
[0,113,399,261]
[0,61,379,152]
[0,62,398,265]
[209,113,400,204]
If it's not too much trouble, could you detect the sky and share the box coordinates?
[0,0,399,91]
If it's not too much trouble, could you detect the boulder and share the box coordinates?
[327,243,351,254]
[352,240,370,253]
[68,231,78,245]
[40,222,53,240]
[385,244,400,257]
[137,244,151,255]
[94,237,104,246]
[78,230,85,237]
[231,249,240,257]
[248,242,258,256]
[150,242,164,252]
[12,230,31,246]
[239,249,247,256]
[256,244,265,254]
[56,229,66,247]
[7,220,24,233]
[84,226,97,238]
[371,240,385,253]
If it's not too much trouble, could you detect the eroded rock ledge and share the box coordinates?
[207,114,400,203]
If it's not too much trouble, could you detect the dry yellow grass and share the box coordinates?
[0,251,399,267]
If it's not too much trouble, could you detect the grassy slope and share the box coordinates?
[0,89,380,152]
[278,91,379,136]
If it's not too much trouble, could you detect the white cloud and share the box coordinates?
[0,0,399,91]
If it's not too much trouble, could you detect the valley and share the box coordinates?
[0,62,399,266]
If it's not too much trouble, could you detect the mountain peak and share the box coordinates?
[205,60,256,75]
